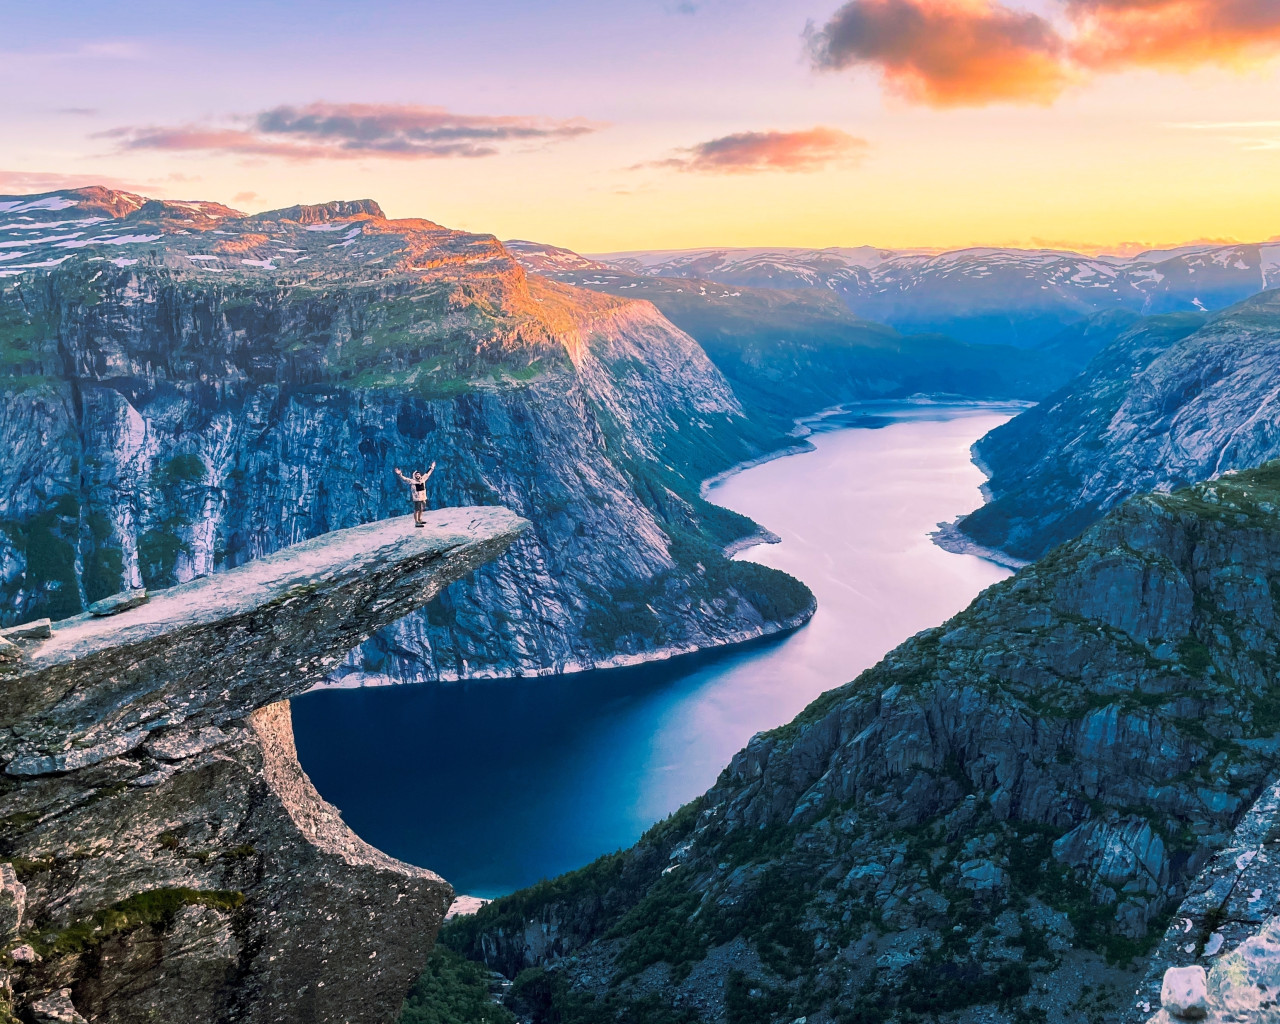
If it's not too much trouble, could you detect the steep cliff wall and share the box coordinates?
[956,291,1280,561]
[0,189,812,686]
[449,464,1280,1024]
[0,507,526,1024]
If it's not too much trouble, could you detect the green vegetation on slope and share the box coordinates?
[399,946,516,1024]
[29,887,245,959]
[439,462,1280,1024]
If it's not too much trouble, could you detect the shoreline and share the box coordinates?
[313,599,816,690]
[699,442,815,501]
[930,521,1029,571]
[312,396,1025,692]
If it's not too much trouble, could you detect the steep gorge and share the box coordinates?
[0,189,813,687]
[956,291,1280,562]
[449,463,1280,1024]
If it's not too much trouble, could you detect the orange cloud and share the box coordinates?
[1066,0,1280,69]
[811,0,1280,107]
[808,0,1070,106]
[650,127,870,173]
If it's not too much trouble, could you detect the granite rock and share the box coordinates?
[0,508,526,1024]
[453,464,1280,1024]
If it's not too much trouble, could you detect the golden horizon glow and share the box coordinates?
[3,1,1279,256]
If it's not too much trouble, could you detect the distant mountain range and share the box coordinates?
[509,240,1280,348]
[506,241,1073,423]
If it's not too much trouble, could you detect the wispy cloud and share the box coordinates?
[0,40,143,66]
[808,0,1280,107]
[0,169,155,195]
[644,127,870,174]
[1169,119,1280,150]
[99,102,601,161]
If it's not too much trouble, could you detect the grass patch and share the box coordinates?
[33,887,245,958]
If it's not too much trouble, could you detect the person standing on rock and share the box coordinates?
[395,463,436,527]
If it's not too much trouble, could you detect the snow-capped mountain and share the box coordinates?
[583,242,1280,347]
[0,187,505,282]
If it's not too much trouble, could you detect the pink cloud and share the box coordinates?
[809,0,1069,106]
[652,127,870,174]
[1066,0,1280,69]
[100,102,600,161]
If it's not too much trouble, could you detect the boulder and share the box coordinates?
[1160,965,1208,1020]
[28,989,88,1024]
[87,588,149,617]
[0,618,52,640]
[959,858,1005,891]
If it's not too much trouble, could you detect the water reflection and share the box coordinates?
[292,403,1016,897]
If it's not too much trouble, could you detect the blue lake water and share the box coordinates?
[291,403,1016,898]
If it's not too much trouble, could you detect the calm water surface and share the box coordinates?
[292,404,1015,898]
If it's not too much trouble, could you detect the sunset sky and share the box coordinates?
[4,0,1279,253]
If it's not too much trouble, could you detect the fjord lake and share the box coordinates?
[292,403,1016,897]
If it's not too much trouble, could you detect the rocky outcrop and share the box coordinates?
[1142,921,1280,1024]
[955,291,1280,560]
[0,188,812,687]
[0,507,526,1023]
[1132,771,1280,1022]
[449,464,1280,1024]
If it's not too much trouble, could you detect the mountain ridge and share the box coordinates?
[956,289,1280,561]
[576,240,1280,347]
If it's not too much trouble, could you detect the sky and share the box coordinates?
[3,0,1279,253]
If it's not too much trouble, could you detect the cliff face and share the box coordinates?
[0,188,812,686]
[449,464,1280,1024]
[956,291,1280,561]
[0,507,527,1024]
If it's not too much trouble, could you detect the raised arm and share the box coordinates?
[394,467,407,481]
[423,461,437,481]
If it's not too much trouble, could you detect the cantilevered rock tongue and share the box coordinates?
[0,506,526,1024]
[2,507,527,777]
